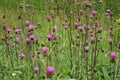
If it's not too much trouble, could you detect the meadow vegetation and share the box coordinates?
[0,0,120,80]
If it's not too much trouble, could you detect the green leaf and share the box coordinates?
[102,67,111,80]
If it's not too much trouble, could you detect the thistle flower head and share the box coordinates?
[26,38,31,44]
[28,24,35,31]
[47,34,53,41]
[110,52,116,60]
[84,46,89,52]
[79,10,84,15]
[19,53,25,59]
[14,29,22,34]
[25,20,30,26]
[46,16,51,22]
[109,38,113,44]
[6,28,11,33]
[47,66,55,76]
[34,67,39,72]
[42,47,48,54]
[16,38,20,43]
[92,10,97,16]
[29,34,35,40]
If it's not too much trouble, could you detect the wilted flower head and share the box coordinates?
[33,38,39,44]
[83,1,92,7]
[99,0,103,3]
[16,38,20,43]
[52,25,58,31]
[109,11,113,16]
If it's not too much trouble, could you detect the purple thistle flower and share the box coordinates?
[77,16,80,21]
[34,67,39,72]
[106,9,111,13]
[92,10,97,16]
[28,24,35,31]
[11,43,16,47]
[109,25,112,30]
[79,10,84,15]
[109,38,113,44]
[47,66,55,76]
[99,0,103,3]
[19,53,25,59]
[47,34,53,41]
[14,29,22,34]
[25,20,30,26]
[64,26,68,29]
[46,16,51,22]
[78,26,83,32]
[42,47,48,55]
[29,34,35,40]
[110,52,116,60]
[6,28,11,33]
[84,46,89,52]
[74,23,79,28]
[89,14,93,19]
[109,12,114,16]
[26,38,31,44]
